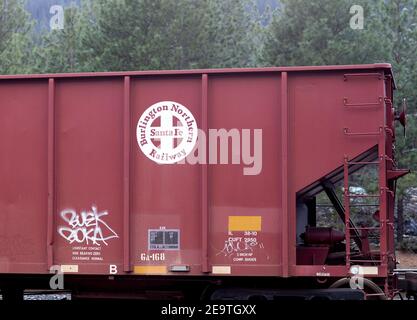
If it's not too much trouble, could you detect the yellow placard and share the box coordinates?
[133,265,167,275]
[228,216,262,232]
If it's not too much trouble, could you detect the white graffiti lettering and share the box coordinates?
[58,206,118,246]
[217,237,264,257]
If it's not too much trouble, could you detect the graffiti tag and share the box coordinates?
[58,206,118,246]
[217,237,264,257]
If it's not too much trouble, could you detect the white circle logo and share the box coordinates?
[136,101,198,164]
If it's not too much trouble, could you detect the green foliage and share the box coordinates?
[383,0,417,104]
[34,5,86,73]
[383,0,417,250]
[75,0,260,71]
[196,0,260,68]
[261,0,390,66]
[0,0,34,74]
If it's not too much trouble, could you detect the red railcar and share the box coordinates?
[0,64,411,300]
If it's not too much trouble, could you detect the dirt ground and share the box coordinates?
[396,250,417,268]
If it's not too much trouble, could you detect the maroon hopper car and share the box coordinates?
[0,64,412,300]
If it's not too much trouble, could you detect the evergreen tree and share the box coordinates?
[34,5,87,73]
[0,0,34,74]
[261,0,389,66]
[79,0,259,71]
[196,0,260,68]
[382,0,417,249]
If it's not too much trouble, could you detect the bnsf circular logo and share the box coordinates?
[136,101,198,164]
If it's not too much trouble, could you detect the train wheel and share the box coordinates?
[329,277,387,300]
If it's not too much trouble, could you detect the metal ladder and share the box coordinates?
[343,157,382,267]
[342,72,395,297]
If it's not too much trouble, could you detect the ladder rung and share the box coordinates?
[347,161,379,165]
[346,194,380,198]
[347,227,380,230]
[317,204,379,207]
[343,96,383,107]
[343,73,383,80]
[349,259,382,263]
[343,128,382,136]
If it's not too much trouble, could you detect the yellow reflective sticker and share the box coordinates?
[133,266,167,275]
[228,216,262,232]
